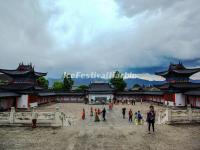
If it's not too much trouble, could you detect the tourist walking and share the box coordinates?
[137,111,143,125]
[82,108,85,120]
[32,111,38,128]
[128,109,133,122]
[134,112,138,125]
[97,108,101,115]
[90,107,93,116]
[95,109,100,122]
[109,102,112,110]
[146,106,156,134]
[122,107,126,119]
[102,108,106,121]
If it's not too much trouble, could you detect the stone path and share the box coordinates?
[62,103,152,128]
[1,103,199,150]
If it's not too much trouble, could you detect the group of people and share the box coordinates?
[81,105,156,134]
[122,108,143,124]
[81,107,107,122]
[122,106,156,133]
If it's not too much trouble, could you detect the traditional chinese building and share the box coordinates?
[184,90,200,107]
[155,62,200,107]
[0,63,47,110]
[87,82,114,104]
[0,62,200,111]
[155,62,200,83]
[113,63,200,107]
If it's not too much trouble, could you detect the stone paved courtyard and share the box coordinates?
[0,103,200,150]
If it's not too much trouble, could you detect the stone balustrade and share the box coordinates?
[158,106,200,124]
[0,107,68,127]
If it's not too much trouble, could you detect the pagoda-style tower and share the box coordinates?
[155,62,200,107]
[0,63,47,92]
[155,62,200,83]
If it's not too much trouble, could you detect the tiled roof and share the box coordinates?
[38,92,56,96]
[169,63,185,70]
[88,83,114,92]
[116,91,143,95]
[0,90,19,97]
[173,69,200,74]
[142,91,165,95]
[0,83,45,91]
[0,73,12,82]
[116,91,164,95]
[155,63,200,77]
[38,92,85,96]
[0,69,47,77]
[184,90,200,96]
[0,83,33,90]
[157,82,200,90]
[155,68,200,76]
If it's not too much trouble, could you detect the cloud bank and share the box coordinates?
[0,0,199,79]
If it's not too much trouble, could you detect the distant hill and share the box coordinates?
[48,77,165,88]
[124,78,165,88]
[48,77,200,89]
[191,79,200,83]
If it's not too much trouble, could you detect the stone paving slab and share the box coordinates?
[0,103,200,150]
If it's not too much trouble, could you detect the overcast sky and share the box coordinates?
[0,0,200,79]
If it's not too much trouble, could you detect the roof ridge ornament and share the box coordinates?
[155,62,200,83]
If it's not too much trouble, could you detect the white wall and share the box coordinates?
[164,101,174,106]
[55,96,84,103]
[17,95,28,109]
[196,99,200,107]
[175,93,186,106]
[30,102,38,108]
[88,94,113,104]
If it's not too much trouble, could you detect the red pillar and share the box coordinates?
[15,97,18,109]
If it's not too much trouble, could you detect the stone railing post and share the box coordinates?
[31,107,36,118]
[187,105,192,122]
[9,107,15,124]
[158,110,162,124]
[166,107,172,124]
[32,107,35,112]
[31,107,38,122]
[54,107,62,127]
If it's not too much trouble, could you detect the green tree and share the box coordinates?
[63,74,74,91]
[37,77,49,88]
[75,85,89,92]
[110,71,126,91]
[53,81,64,91]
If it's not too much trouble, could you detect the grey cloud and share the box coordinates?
[0,0,53,72]
[113,0,200,60]
[0,0,200,78]
[115,0,184,16]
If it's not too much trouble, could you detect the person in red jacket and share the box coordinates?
[82,108,85,120]
[97,108,101,115]
[95,109,100,122]
[128,109,133,122]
